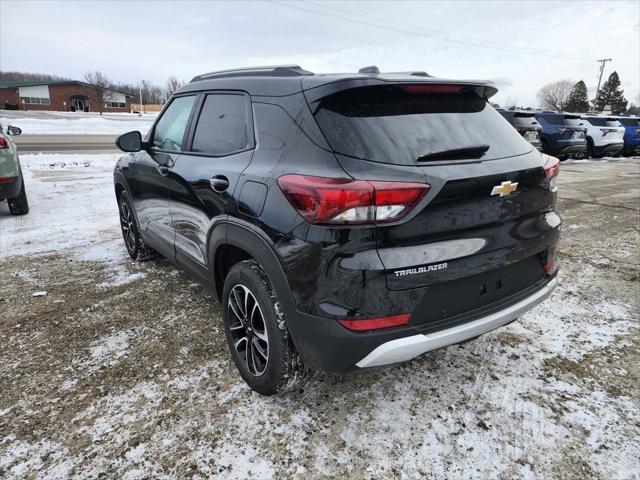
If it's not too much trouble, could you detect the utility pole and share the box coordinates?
[138,82,144,114]
[595,58,612,100]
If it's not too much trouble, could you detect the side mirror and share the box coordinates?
[7,125,21,136]
[116,130,143,152]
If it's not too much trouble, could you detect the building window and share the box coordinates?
[20,97,50,105]
[105,101,126,108]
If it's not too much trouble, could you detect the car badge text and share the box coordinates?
[394,262,448,277]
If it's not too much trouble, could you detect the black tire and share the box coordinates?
[118,191,157,261]
[541,138,551,155]
[222,260,312,395]
[8,175,29,215]
[587,138,601,159]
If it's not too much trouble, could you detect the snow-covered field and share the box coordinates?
[0,154,638,479]
[0,112,156,135]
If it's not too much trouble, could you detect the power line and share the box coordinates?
[272,1,593,63]
[307,1,593,62]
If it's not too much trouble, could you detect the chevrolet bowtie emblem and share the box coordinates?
[491,181,519,197]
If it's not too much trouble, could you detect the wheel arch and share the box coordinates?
[207,219,296,309]
[113,172,141,227]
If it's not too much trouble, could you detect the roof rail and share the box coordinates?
[190,65,313,82]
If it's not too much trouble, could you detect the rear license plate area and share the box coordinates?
[410,255,546,332]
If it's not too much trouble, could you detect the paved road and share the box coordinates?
[14,134,119,153]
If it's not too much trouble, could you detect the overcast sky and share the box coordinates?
[1,0,638,106]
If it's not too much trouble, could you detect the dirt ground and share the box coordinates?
[0,156,639,479]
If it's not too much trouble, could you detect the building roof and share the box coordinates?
[0,80,131,96]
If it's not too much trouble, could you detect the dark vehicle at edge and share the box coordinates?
[612,115,640,156]
[497,108,543,150]
[113,65,561,395]
[534,111,587,160]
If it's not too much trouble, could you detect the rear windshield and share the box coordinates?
[541,114,584,127]
[583,117,622,127]
[511,113,540,128]
[564,118,587,127]
[617,118,640,127]
[313,85,530,164]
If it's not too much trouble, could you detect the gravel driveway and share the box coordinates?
[1,155,638,479]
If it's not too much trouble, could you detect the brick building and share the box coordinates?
[0,80,132,113]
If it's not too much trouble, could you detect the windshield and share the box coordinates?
[313,85,531,165]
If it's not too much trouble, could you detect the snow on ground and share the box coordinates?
[0,155,638,478]
[0,153,142,286]
[0,112,155,135]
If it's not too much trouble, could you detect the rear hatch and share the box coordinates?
[542,114,587,140]
[581,117,626,141]
[510,112,543,145]
[306,82,559,316]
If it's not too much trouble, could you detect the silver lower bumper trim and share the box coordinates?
[356,278,558,368]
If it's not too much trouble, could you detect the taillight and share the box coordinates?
[338,313,410,332]
[402,84,463,94]
[277,175,429,225]
[542,154,560,190]
[0,137,8,149]
[0,177,14,183]
[600,128,617,136]
[541,247,559,275]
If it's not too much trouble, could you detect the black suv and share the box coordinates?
[114,65,561,395]
[496,109,543,151]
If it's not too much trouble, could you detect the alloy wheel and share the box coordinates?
[227,284,269,376]
[120,201,137,253]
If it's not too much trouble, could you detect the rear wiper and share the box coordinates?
[416,144,490,162]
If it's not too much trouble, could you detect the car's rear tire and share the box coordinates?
[222,259,312,395]
[118,191,157,261]
[8,175,29,215]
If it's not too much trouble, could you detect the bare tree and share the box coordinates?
[140,79,165,105]
[536,80,574,111]
[165,76,185,100]
[83,71,110,115]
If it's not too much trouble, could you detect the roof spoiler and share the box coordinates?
[191,65,313,82]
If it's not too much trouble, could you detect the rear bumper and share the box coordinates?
[0,174,21,200]
[593,142,624,156]
[356,277,557,367]
[558,143,586,155]
[286,271,558,372]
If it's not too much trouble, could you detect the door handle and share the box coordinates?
[210,175,229,193]
[156,164,170,176]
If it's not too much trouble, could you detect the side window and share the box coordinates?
[191,94,249,156]
[153,95,196,151]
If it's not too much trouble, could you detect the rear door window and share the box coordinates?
[313,85,530,165]
[191,94,249,156]
[153,95,196,151]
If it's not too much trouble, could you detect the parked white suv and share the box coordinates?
[566,114,625,158]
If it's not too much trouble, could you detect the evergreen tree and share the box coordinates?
[593,71,628,114]
[565,81,590,112]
